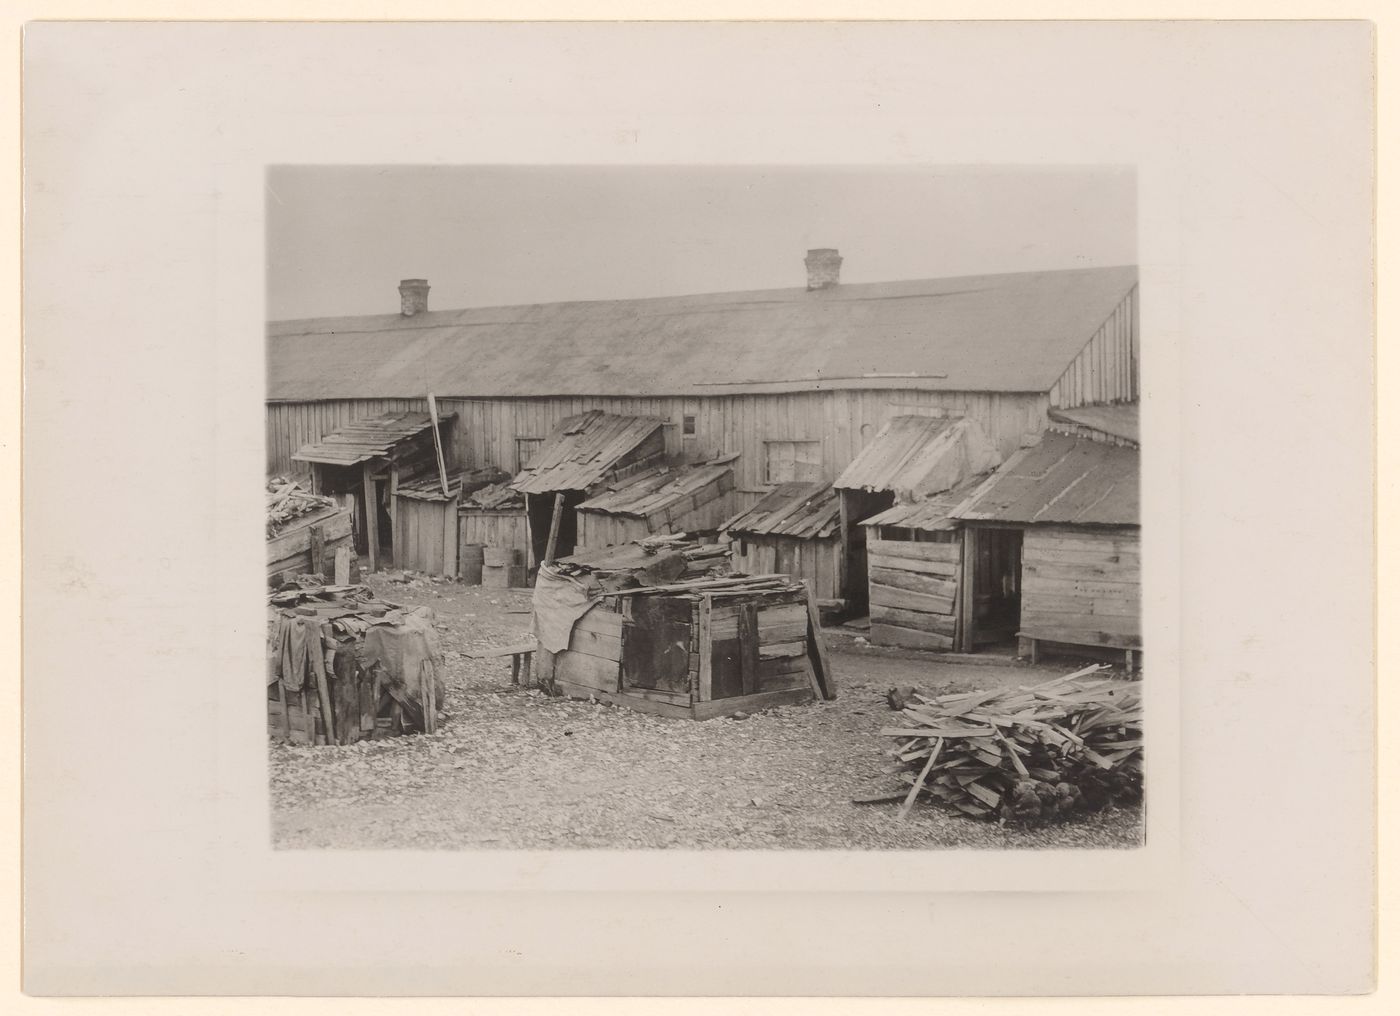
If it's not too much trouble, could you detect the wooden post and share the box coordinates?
[443,495,459,578]
[737,602,759,696]
[802,579,836,699]
[543,491,565,563]
[697,594,714,702]
[334,546,351,585]
[420,661,438,734]
[387,465,400,565]
[362,463,379,573]
[956,527,977,653]
[309,523,325,579]
[427,393,450,498]
[306,622,336,746]
[837,491,851,602]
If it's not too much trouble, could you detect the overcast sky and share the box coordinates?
[266,166,1135,320]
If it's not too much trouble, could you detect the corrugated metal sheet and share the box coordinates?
[834,415,1001,497]
[952,432,1138,526]
[289,409,453,466]
[861,475,992,532]
[1048,403,1139,446]
[577,455,737,519]
[511,411,666,494]
[267,265,1138,400]
[721,481,841,539]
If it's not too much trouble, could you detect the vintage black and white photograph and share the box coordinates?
[264,165,1143,850]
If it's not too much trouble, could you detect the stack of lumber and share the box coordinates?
[464,480,524,511]
[267,478,355,583]
[872,665,1142,824]
[267,584,447,745]
[266,477,338,538]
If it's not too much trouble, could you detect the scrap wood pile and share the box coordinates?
[267,584,448,746]
[463,478,524,511]
[872,665,1142,825]
[266,476,338,538]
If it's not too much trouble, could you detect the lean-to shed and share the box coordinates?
[510,410,667,565]
[290,409,456,573]
[857,476,992,652]
[575,455,739,550]
[833,415,1001,608]
[951,407,1140,665]
[722,482,843,603]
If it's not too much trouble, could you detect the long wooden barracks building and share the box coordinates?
[267,249,1140,661]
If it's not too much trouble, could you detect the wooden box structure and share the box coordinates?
[533,542,835,720]
[393,474,461,577]
[290,408,456,574]
[575,455,738,550]
[859,476,990,652]
[950,407,1140,666]
[834,415,1001,610]
[266,479,355,585]
[721,482,843,604]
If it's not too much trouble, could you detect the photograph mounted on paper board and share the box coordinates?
[263,165,1143,851]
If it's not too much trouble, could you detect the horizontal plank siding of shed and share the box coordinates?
[1019,527,1141,650]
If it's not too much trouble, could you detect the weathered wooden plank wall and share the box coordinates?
[1019,525,1141,650]
[458,509,530,558]
[730,535,842,602]
[1048,287,1139,409]
[865,536,962,651]
[267,389,1050,494]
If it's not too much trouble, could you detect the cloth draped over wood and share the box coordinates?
[531,542,694,653]
[531,566,602,654]
[360,607,448,724]
[267,604,445,715]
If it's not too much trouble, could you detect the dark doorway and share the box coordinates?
[971,527,1023,648]
[527,490,584,564]
[840,488,896,610]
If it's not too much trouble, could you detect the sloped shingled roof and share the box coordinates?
[511,411,666,495]
[721,481,841,540]
[577,455,737,519]
[861,474,992,532]
[289,409,453,467]
[952,432,1138,526]
[267,265,1137,400]
[834,415,1001,497]
[1048,403,1139,446]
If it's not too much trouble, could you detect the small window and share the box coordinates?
[764,440,822,484]
[682,414,697,437]
[515,437,544,471]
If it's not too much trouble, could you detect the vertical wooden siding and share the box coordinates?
[267,389,1049,492]
[1048,287,1139,409]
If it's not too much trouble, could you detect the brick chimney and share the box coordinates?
[398,278,430,317]
[804,248,842,290]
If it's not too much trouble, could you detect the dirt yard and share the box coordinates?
[269,574,1145,850]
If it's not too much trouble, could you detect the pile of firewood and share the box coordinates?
[873,665,1142,825]
[266,476,338,538]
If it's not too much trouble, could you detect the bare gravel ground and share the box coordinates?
[269,574,1144,850]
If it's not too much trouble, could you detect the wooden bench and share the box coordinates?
[464,639,537,685]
